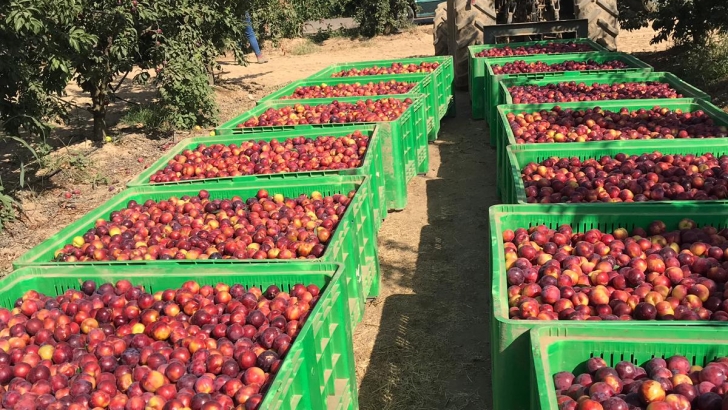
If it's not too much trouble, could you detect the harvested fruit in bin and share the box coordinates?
[553,354,728,410]
[281,80,416,99]
[491,59,629,75]
[474,41,596,57]
[330,62,439,77]
[54,189,354,262]
[503,218,728,321]
[506,106,728,144]
[521,152,728,203]
[239,98,412,127]
[149,132,370,183]
[0,279,320,410]
[508,81,682,104]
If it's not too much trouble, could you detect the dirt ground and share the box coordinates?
[0,24,672,409]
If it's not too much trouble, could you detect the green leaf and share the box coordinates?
[7,135,41,163]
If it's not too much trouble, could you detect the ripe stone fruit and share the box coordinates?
[282,80,416,99]
[0,280,322,410]
[491,59,629,75]
[149,132,370,183]
[53,188,354,262]
[554,354,728,410]
[503,219,728,322]
[239,98,412,127]
[508,81,682,105]
[474,41,595,57]
[520,152,728,203]
[506,105,727,144]
[330,61,440,77]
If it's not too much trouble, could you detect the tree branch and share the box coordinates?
[111,70,130,93]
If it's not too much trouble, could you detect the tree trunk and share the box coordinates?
[90,86,108,141]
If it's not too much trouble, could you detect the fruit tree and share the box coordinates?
[0,0,251,140]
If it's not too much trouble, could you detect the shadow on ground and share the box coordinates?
[358,91,499,409]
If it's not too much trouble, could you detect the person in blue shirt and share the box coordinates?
[244,12,268,63]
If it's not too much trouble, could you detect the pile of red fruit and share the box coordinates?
[0,279,319,410]
[281,81,416,99]
[238,98,412,127]
[148,132,370,183]
[521,152,728,203]
[53,189,354,262]
[553,355,728,410]
[491,60,629,75]
[506,106,728,144]
[330,62,440,77]
[503,219,728,321]
[474,41,596,57]
[508,81,682,104]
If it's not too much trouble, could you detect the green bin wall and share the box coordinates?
[488,203,728,410]
[0,263,359,410]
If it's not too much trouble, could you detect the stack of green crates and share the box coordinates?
[488,203,728,410]
[492,71,711,170]
[258,74,438,141]
[495,98,726,201]
[215,95,428,210]
[14,176,380,329]
[4,54,461,410]
[482,52,653,145]
[127,125,387,231]
[306,56,455,132]
[467,39,610,121]
[0,263,359,410]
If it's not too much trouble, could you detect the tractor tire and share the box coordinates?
[433,2,449,56]
[575,0,620,51]
[447,0,496,90]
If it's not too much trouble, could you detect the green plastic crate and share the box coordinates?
[215,95,430,210]
[505,139,728,204]
[467,39,609,121]
[126,125,387,231]
[0,263,358,410]
[258,74,441,142]
[492,72,711,165]
[483,52,653,142]
[488,203,728,410]
[13,176,380,326]
[500,71,710,106]
[531,326,728,410]
[494,98,728,201]
[307,56,455,121]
